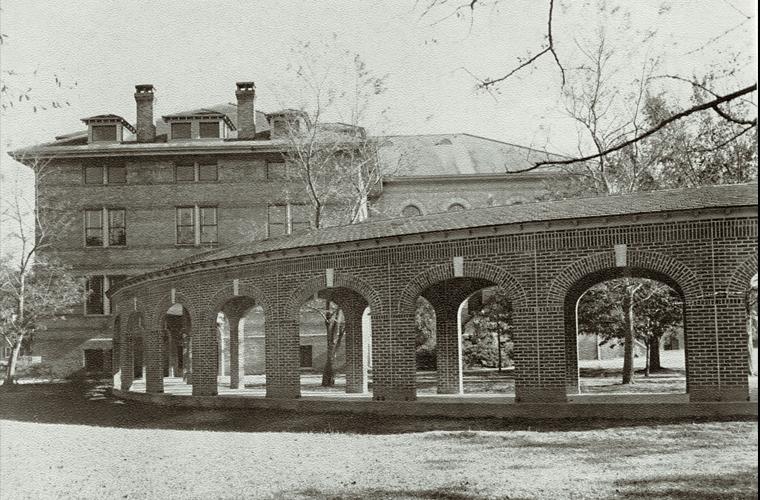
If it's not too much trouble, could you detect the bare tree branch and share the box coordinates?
[514,83,758,172]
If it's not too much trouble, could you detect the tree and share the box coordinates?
[420,0,757,172]
[278,41,411,386]
[415,297,437,370]
[464,289,513,370]
[0,153,81,384]
[578,279,683,384]
[0,255,83,384]
[747,274,758,376]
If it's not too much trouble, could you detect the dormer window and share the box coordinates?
[199,121,220,138]
[163,110,234,141]
[266,109,310,139]
[171,123,192,140]
[81,115,136,144]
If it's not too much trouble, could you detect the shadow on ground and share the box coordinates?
[0,380,753,435]
[612,470,759,499]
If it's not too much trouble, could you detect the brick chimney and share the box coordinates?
[235,82,256,140]
[134,84,156,142]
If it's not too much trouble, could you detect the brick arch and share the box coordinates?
[284,271,383,320]
[206,282,272,319]
[726,251,758,296]
[152,289,198,330]
[546,249,705,306]
[397,261,528,315]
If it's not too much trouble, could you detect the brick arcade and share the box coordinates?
[109,183,757,411]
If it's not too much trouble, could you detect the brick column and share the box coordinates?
[372,312,416,401]
[119,329,133,391]
[227,314,246,389]
[191,317,218,396]
[265,317,300,398]
[686,297,749,402]
[513,306,567,403]
[344,309,366,393]
[435,317,463,394]
[145,328,163,394]
[565,305,580,395]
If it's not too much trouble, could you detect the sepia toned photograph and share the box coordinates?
[0,1,757,498]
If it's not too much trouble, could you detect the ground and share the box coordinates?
[0,381,757,499]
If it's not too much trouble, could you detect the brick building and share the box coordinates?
[8,82,562,377]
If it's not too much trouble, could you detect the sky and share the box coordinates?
[0,0,756,254]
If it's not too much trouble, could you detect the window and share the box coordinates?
[85,208,126,247]
[267,203,310,238]
[92,125,117,142]
[85,275,127,316]
[85,210,103,246]
[299,345,313,368]
[107,165,127,184]
[175,161,217,182]
[84,164,126,184]
[108,209,126,246]
[171,122,192,139]
[85,166,104,184]
[176,207,195,245]
[199,207,218,244]
[176,206,218,245]
[290,204,310,234]
[402,205,422,217]
[267,204,287,238]
[85,276,105,315]
[447,203,466,212]
[199,121,220,138]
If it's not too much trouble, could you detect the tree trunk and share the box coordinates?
[621,292,635,385]
[321,301,336,387]
[748,313,756,376]
[4,333,24,385]
[644,340,650,377]
[649,335,662,371]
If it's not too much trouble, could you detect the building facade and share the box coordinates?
[9,82,562,377]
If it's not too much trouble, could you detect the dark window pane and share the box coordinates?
[177,207,194,226]
[200,207,216,225]
[198,163,218,181]
[199,207,217,243]
[85,210,103,246]
[199,122,219,138]
[290,204,310,234]
[177,227,195,245]
[108,209,126,246]
[175,164,195,182]
[92,125,117,142]
[107,165,127,184]
[84,166,104,184]
[171,122,192,139]
[402,205,422,217]
[86,276,104,315]
[200,225,217,244]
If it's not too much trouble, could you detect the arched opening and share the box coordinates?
[447,203,466,213]
[566,268,686,397]
[112,316,121,377]
[214,296,264,392]
[295,287,372,395]
[413,277,515,396]
[162,303,191,382]
[128,314,145,381]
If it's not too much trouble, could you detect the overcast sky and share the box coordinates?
[0,0,756,254]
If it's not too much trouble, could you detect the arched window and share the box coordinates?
[447,203,466,212]
[402,205,422,217]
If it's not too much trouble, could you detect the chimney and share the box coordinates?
[134,84,156,142]
[235,82,256,140]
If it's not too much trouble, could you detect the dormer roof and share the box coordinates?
[161,108,236,130]
[80,114,136,134]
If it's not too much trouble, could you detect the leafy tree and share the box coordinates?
[463,289,513,370]
[415,297,436,370]
[0,255,83,384]
[578,278,683,383]
[747,274,758,376]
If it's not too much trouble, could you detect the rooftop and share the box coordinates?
[166,182,758,269]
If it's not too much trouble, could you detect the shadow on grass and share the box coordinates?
[276,485,530,500]
[612,470,758,499]
[0,380,753,435]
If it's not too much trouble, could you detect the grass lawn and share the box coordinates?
[1,381,757,500]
